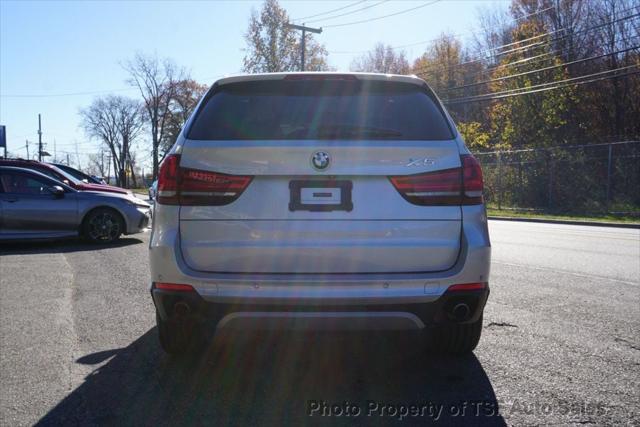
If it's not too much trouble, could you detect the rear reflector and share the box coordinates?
[447,282,487,292]
[389,154,484,206]
[154,283,195,292]
[157,154,253,206]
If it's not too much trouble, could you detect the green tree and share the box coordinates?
[488,20,577,150]
[457,122,491,151]
[412,33,466,95]
[243,0,330,73]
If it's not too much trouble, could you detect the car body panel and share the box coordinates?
[150,204,489,305]
[179,139,461,176]
[0,160,128,195]
[0,167,151,241]
[0,191,79,234]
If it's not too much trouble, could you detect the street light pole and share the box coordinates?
[285,23,322,71]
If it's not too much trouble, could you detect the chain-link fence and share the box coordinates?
[474,141,640,215]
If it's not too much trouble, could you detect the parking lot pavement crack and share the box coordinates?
[486,321,518,328]
[614,337,640,351]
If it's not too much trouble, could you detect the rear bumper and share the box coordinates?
[151,285,489,330]
[149,204,491,307]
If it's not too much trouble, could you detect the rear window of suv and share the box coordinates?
[188,79,454,141]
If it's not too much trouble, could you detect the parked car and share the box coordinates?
[0,166,151,243]
[148,180,157,201]
[52,163,107,185]
[0,159,128,195]
[149,72,490,355]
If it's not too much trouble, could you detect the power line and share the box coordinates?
[454,64,638,101]
[443,65,638,104]
[478,4,639,55]
[328,5,557,54]
[416,32,639,83]
[0,87,135,98]
[323,0,442,29]
[292,0,367,22]
[305,0,388,25]
[443,44,640,93]
[485,11,639,59]
[0,73,228,99]
[411,12,640,76]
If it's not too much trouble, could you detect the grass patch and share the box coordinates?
[487,207,640,224]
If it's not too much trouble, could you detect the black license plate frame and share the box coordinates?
[288,180,353,212]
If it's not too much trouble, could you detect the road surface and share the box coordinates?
[0,221,638,426]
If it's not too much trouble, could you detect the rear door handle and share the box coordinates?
[3,197,18,203]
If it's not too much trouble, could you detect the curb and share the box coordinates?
[488,216,640,229]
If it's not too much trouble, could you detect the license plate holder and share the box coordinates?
[289,180,353,212]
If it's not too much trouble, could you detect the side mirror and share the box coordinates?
[49,185,65,199]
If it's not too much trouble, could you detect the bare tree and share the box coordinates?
[350,43,411,74]
[161,79,208,154]
[471,5,514,66]
[87,150,109,179]
[243,0,330,73]
[123,53,184,180]
[114,97,144,187]
[80,95,143,188]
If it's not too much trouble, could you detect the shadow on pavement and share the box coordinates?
[37,329,505,426]
[0,237,144,255]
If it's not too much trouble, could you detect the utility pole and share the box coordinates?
[0,126,5,158]
[285,23,322,71]
[26,140,29,159]
[38,114,43,161]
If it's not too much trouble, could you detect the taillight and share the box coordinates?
[389,168,462,205]
[157,154,180,204]
[157,154,253,206]
[461,154,484,205]
[388,154,483,206]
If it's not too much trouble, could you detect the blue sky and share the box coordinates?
[0,0,508,170]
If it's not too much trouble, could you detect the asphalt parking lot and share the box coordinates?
[0,221,638,426]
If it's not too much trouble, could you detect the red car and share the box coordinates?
[0,159,129,195]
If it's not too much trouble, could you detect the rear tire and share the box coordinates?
[428,315,483,355]
[82,208,123,244]
[156,311,200,356]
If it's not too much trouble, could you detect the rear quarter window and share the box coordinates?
[188,80,454,141]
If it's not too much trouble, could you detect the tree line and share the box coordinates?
[80,0,639,189]
[80,54,207,187]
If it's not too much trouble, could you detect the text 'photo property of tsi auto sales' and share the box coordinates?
[1,0,639,425]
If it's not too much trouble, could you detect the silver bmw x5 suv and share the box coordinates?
[149,72,491,355]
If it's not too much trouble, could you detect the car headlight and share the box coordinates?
[127,200,150,209]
